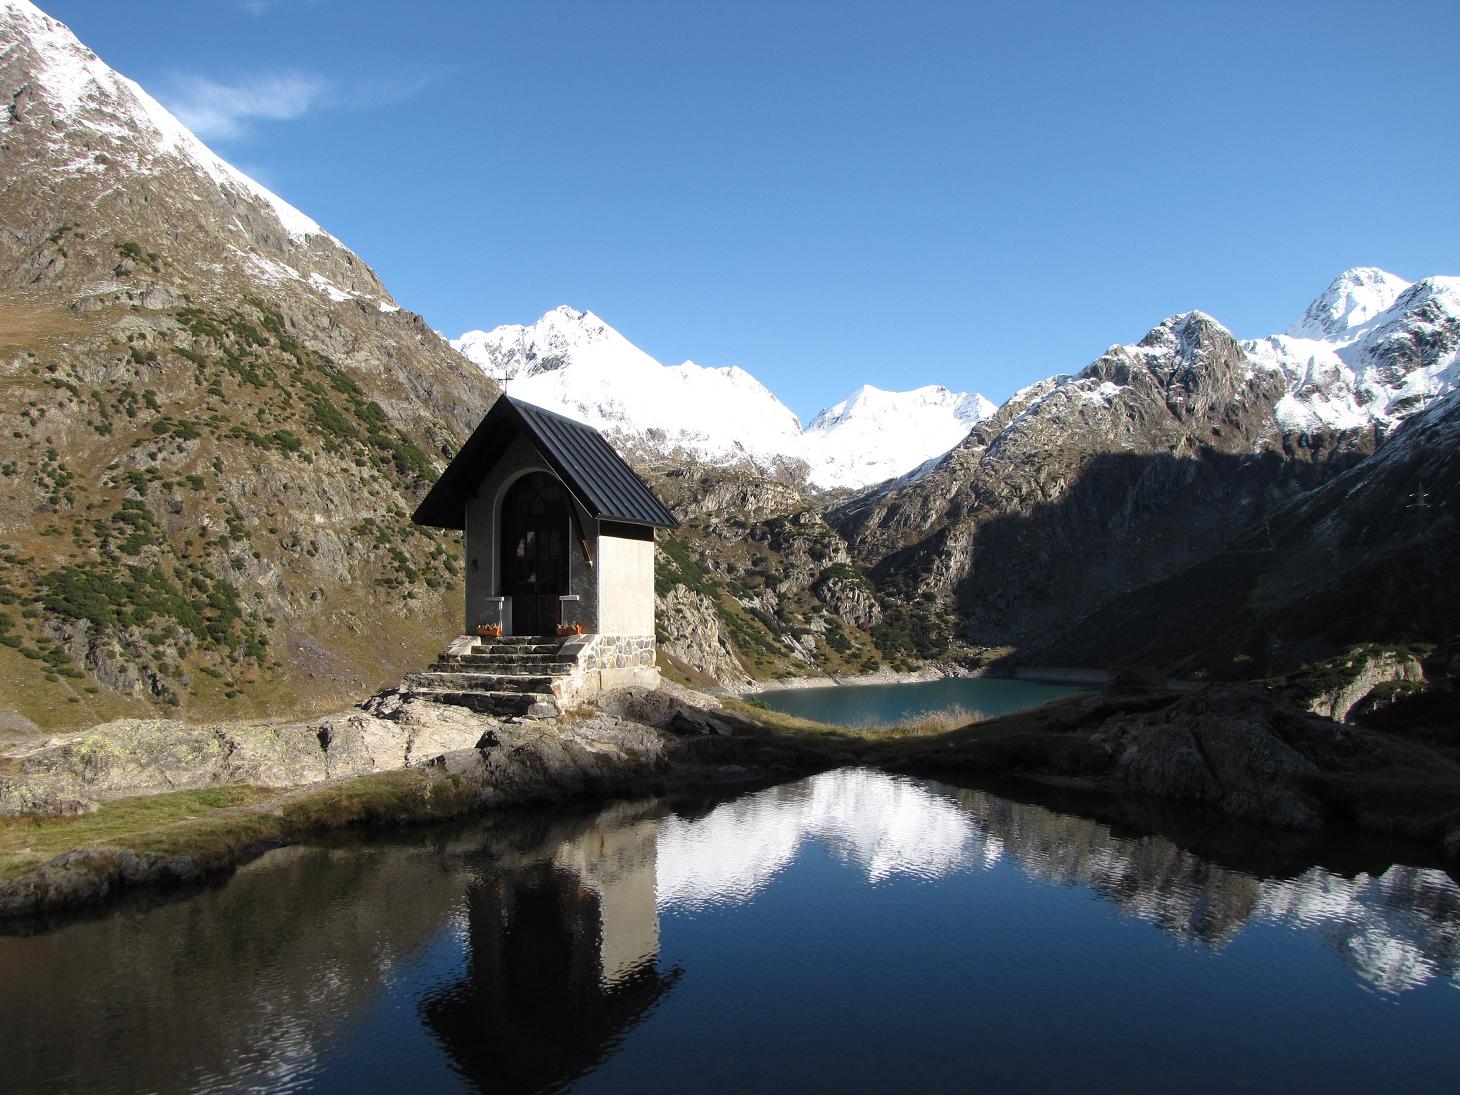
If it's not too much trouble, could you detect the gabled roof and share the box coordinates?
[412,395,679,531]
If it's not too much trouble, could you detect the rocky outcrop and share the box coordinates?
[0,674,788,821]
[883,682,1460,850]
[654,585,751,687]
[831,313,1364,659]
[0,676,869,919]
[0,704,489,814]
[1099,685,1332,830]
[0,709,674,919]
[650,466,805,522]
[645,462,889,681]
[1301,650,1426,723]
[811,569,882,629]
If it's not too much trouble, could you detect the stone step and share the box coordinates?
[473,637,570,652]
[438,653,577,671]
[473,643,567,657]
[409,689,558,718]
[405,671,556,694]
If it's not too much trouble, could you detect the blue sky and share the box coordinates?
[40,0,1460,421]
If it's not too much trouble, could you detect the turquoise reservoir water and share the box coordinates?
[2,771,1457,1093]
[754,675,1091,725]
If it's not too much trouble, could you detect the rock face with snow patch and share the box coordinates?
[1036,386,1460,678]
[829,269,1459,666]
[831,311,1342,652]
[1246,268,1460,434]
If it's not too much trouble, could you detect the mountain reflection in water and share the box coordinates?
[0,769,1456,1094]
[657,770,1460,994]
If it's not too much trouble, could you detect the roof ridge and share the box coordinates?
[413,395,678,531]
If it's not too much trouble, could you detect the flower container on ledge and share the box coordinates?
[476,624,501,638]
[556,623,583,636]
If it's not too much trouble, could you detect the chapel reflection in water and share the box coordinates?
[421,803,679,1093]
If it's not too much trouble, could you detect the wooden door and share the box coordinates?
[501,472,568,635]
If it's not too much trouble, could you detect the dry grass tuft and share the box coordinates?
[871,705,986,739]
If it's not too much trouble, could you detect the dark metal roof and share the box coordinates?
[412,395,679,531]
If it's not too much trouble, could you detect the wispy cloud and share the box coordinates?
[164,71,327,140]
[160,63,456,142]
[341,64,457,109]
[236,0,325,15]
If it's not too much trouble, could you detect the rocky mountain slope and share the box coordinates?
[0,0,497,732]
[830,273,1458,668]
[453,266,1457,687]
[452,306,996,491]
[644,464,889,687]
[1034,386,1460,679]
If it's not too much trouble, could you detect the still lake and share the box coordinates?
[3,770,1457,1093]
[754,675,1091,725]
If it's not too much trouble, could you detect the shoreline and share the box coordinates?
[734,664,1126,695]
[5,675,1458,923]
[734,664,956,694]
[0,685,865,922]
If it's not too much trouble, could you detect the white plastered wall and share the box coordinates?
[596,531,655,636]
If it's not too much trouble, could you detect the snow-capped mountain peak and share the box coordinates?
[1286,267,1412,341]
[808,384,996,432]
[452,309,996,490]
[1244,267,1459,433]
[2,0,327,241]
[452,308,807,473]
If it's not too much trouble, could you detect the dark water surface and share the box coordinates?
[754,676,1091,725]
[3,771,1458,1093]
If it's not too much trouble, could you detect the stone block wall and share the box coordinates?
[578,635,656,671]
[555,634,659,705]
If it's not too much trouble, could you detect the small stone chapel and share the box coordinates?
[406,396,678,716]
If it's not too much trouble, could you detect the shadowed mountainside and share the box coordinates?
[1032,389,1460,679]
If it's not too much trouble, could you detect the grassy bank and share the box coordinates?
[0,700,893,919]
[0,768,493,916]
[0,785,276,883]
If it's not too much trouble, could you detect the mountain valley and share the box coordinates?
[1,0,1457,736]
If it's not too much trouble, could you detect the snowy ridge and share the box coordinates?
[1286,267,1410,340]
[1247,270,1460,432]
[453,306,805,471]
[1,0,329,242]
[801,384,997,489]
[452,307,996,490]
[958,272,1456,479]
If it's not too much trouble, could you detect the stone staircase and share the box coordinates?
[402,635,578,718]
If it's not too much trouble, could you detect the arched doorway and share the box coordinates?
[500,471,569,635]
